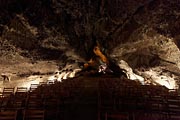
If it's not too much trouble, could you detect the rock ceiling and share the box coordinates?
[0,0,180,89]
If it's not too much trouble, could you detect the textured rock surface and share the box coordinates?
[0,0,180,88]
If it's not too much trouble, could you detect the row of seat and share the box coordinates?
[97,78,180,120]
[0,109,44,120]
[0,76,179,120]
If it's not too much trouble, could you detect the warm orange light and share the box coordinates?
[93,46,108,64]
[84,45,109,69]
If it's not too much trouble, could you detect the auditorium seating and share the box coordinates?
[105,112,129,120]
[0,110,17,120]
[23,109,45,120]
[0,76,179,120]
[2,87,15,97]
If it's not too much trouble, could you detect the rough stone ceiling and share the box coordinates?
[0,0,180,89]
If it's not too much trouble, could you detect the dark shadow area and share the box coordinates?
[1,74,179,120]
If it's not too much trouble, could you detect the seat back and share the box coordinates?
[0,110,17,120]
[23,109,45,120]
[105,112,129,120]
[3,88,15,97]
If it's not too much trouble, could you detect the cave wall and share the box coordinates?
[0,0,180,66]
[2,15,38,49]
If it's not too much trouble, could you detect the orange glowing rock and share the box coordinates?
[93,46,108,64]
[84,45,108,69]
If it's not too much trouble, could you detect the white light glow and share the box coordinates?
[143,70,178,89]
